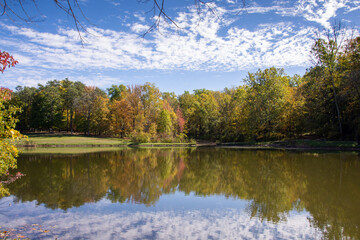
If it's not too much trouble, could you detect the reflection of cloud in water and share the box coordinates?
[1,197,321,239]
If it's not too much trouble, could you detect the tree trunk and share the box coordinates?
[87,110,90,136]
[66,109,69,132]
[70,109,74,134]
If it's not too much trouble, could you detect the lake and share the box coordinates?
[1,148,360,239]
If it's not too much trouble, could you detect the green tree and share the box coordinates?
[244,68,292,140]
[141,82,162,132]
[187,89,220,139]
[311,24,346,138]
[0,89,21,174]
[90,95,110,135]
[107,84,127,102]
[11,86,37,131]
[30,81,63,131]
[76,86,106,135]
[214,88,245,141]
[60,79,85,133]
[339,36,360,142]
[157,109,172,134]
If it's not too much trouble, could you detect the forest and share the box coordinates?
[8,35,360,142]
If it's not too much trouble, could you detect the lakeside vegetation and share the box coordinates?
[17,134,196,147]
[19,146,126,154]
[21,134,130,146]
[221,139,360,148]
[15,134,360,152]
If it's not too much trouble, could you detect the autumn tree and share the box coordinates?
[214,88,245,142]
[244,68,293,140]
[110,98,132,137]
[0,51,18,73]
[90,95,110,135]
[187,89,220,140]
[141,83,162,133]
[300,67,336,137]
[75,86,107,135]
[310,23,347,138]
[0,51,23,196]
[338,36,360,142]
[60,79,85,133]
[157,109,172,135]
[175,107,185,134]
[127,85,145,133]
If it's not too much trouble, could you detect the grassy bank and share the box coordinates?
[17,134,196,147]
[18,134,131,146]
[19,147,126,154]
[16,134,360,151]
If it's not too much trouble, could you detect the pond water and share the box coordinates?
[1,148,360,239]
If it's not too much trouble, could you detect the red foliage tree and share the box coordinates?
[176,107,185,133]
[0,50,18,73]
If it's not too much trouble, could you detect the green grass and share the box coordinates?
[129,142,195,146]
[19,147,127,154]
[16,134,196,147]
[19,146,198,154]
[18,134,131,146]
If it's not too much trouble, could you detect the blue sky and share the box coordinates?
[0,0,359,94]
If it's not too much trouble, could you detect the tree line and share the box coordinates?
[9,35,360,142]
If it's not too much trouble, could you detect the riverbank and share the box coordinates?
[217,140,360,151]
[16,134,360,151]
[16,134,196,148]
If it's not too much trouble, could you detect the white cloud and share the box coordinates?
[295,0,345,29]
[0,0,359,88]
[1,13,314,72]
[234,0,360,29]
[130,23,149,33]
[235,5,294,15]
[133,13,146,23]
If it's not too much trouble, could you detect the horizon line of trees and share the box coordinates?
[9,35,360,142]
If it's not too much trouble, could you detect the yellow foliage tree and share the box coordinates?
[0,51,25,196]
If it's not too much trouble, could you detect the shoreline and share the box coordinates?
[17,143,197,148]
[16,135,360,152]
[217,145,360,151]
[17,143,360,151]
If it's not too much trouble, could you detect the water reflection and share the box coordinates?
[4,148,360,239]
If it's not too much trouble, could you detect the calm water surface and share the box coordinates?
[1,148,360,239]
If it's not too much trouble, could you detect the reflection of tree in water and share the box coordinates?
[105,149,187,206]
[5,149,360,238]
[7,149,191,208]
[302,154,360,239]
[9,153,111,210]
[180,149,307,223]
